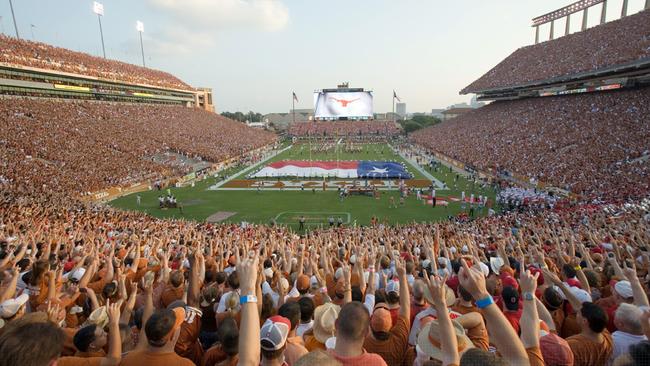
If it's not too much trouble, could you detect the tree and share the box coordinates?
[220,111,264,122]
[399,115,441,133]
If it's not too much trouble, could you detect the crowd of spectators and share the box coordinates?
[411,87,650,201]
[288,121,402,138]
[1,191,650,366]
[0,97,276,201]
[0,35,191,90]
[462,9,650,93]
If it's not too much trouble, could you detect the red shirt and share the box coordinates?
[503,309,523,334]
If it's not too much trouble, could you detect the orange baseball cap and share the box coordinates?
[297,275,310,292]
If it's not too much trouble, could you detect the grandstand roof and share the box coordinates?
[461,9,650,95]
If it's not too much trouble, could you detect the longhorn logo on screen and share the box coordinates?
[329,97,360,107]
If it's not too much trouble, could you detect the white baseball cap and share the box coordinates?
[0,294,29,319]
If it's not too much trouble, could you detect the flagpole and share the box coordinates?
[392,92,395,124]
[292,92,295,125]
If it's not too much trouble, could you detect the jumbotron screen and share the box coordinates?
[313,91,373,119]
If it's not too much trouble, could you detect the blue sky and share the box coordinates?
[1,0,646,113]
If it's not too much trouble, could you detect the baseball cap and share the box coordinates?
[501,286,519,311]
[296,274,310,292]
[260,315,291,351]
[568,286,592,303]
[502,276,519,290]
[386,279,400,294]
[69,268,86,283]
[370,308,392,333]
[614,280,633,299]
[263,267,274,278]
[540,332,574,366]
[489,257,504,274]
[0,294,29,319]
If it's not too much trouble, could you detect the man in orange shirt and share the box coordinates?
[120,307,194,366]
[330,302,388,366]
[160,271,185,308]
[363,258,410,365]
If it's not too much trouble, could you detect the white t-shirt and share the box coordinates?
[610,331,647,365]
[215,289,239,313]
[296,320,314,337]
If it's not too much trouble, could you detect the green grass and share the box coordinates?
[109,143,496,230]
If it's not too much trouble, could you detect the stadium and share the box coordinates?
[0,1,649,366]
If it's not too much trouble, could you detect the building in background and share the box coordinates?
[441,107,474,121]
[194,87,215,112]
[396,102,406,117]
[263,108,314,130]
[431,109,444,119]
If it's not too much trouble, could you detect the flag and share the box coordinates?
[393,90,401,102]
[292,92,298,103]
[251,161,412,179]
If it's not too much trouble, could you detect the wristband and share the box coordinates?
[475,296,494,309]
[574,266,581,271]
[240,295,258,305]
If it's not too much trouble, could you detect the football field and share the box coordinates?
[109,143,497,230]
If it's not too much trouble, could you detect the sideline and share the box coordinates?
[390,145,447,190]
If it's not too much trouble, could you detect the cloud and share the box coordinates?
[148,0,290,32]
[147,25,216,56]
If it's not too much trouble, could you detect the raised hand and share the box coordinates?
[519,267,539,294]
[236,254,259,294]
[106,299,121,325]
[423,273,448,309]
[395,257,406,277]
[458,259,489,300]
[541,268,561,285]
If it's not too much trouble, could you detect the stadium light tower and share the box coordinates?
[93,1,106,58]
[136,21,145,67]
[8,0,19,39]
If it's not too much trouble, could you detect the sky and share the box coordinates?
[1,0,647,114]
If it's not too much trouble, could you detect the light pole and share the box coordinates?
[8,0,19,38]
[93,1,106,58]
[30,24,35,40]
[136,21,145,67]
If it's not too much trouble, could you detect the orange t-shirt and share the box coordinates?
[329,349,388,366]
[363,315,410,366]
[160,285,184,308]
[526,346,545,366]
[465,320,490,351]
[201,345,227,366]
[303,332,326,352]
[451,303,478,316]
[560,312,581,339]
[175,310,203,365]
[120,350,195,366]
[567,331,613,366]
